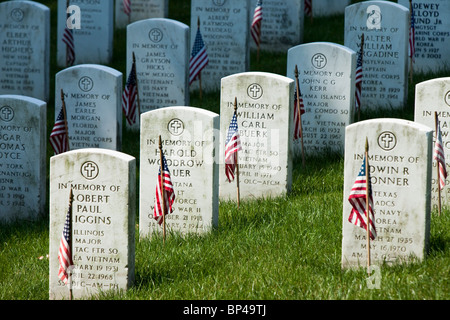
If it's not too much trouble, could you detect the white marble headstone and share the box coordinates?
[219,72,294,200]
[140,106,219,237]
[398,0,450,74]
[249,0,304,53]
[0,95,46,222]
[115,0,168,28]
[190,0,250,93]
[49,148,135,300]
[342,118,432,269]
[57,0,114,66]
[0,1,50,101]
[344,1,409,110]
[287,42,356,156]
[55,64,123,151]
[414,77,450,210]
[126,18,190,130]
[313,0,350,17]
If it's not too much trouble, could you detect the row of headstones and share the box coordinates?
[2,75,450,298]
[2,0,447,155]
[116,0,353,28]
[1,0,449,105]
[0,0,345,102]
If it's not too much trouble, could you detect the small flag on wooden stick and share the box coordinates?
[355,33,364,121]
[251,0,263,62]
[62,0,75,67]
[408,0,415,83]
[225,98,243,207]
[123,0,131,22]
[154,136,175,242]
[58,189,74,299]
[189,17,209,99]
[50,90,70,155]
[348,138,376,274]
[122,52,139,127]
[305,0,313,24]
[294,65,306,167]
[434,112,447,216]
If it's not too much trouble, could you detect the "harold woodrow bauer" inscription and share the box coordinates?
[139,106,219,238]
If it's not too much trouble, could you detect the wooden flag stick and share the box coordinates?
[68,188,74,300]
[159,135,166,243]
[199,72,203,101]
[234,97,241,209]
[294,65,306,167]
[365,138,371,275]
[435,112,442,216]
[132,52,141,118]
[257,44,260,63]
[61,89,70,152]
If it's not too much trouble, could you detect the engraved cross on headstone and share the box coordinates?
[149,29,162,42]
[314,54,325,68]
[249,84,261,98]
[83,162,97,179]
[1,107,13,121]
[170,120,182,134]
[380,132,395,149]
[80,77,92,91]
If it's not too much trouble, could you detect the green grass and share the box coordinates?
[0,0,449,301]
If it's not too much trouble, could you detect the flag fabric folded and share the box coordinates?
[189,25,209,85]
[122,60,138,126]
[58,199,73,285]
[153,154,175,225]
[251,0,263,46]
[305,0,312,17]
[62,9,75,66]
[225,111,242,182]
[293,88,306,140]
[50,106,69,155]
[434,118,447,189]
[408,2,415,62]
[348,155,376,240]
[355,42,363,111]
[123,0,131,16]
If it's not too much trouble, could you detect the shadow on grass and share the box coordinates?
[0,215,49,245]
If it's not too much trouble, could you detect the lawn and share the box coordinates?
[0,0,448,306]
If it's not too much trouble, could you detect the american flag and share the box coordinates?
[434,117,447,189]
[348,155,376,240]
[225,111,242,182]
[62,7,75,66]
[49,106,69,154]
[305,0,312,17]
[58,195,73,285]
[122,60,138,126]
[293,88,305,140]
[251,0,263,46]
[123,0,131,16]
[153,154,175,225]
[409,2,415,63]
[355,40,363,111]
[189,24,209,85]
